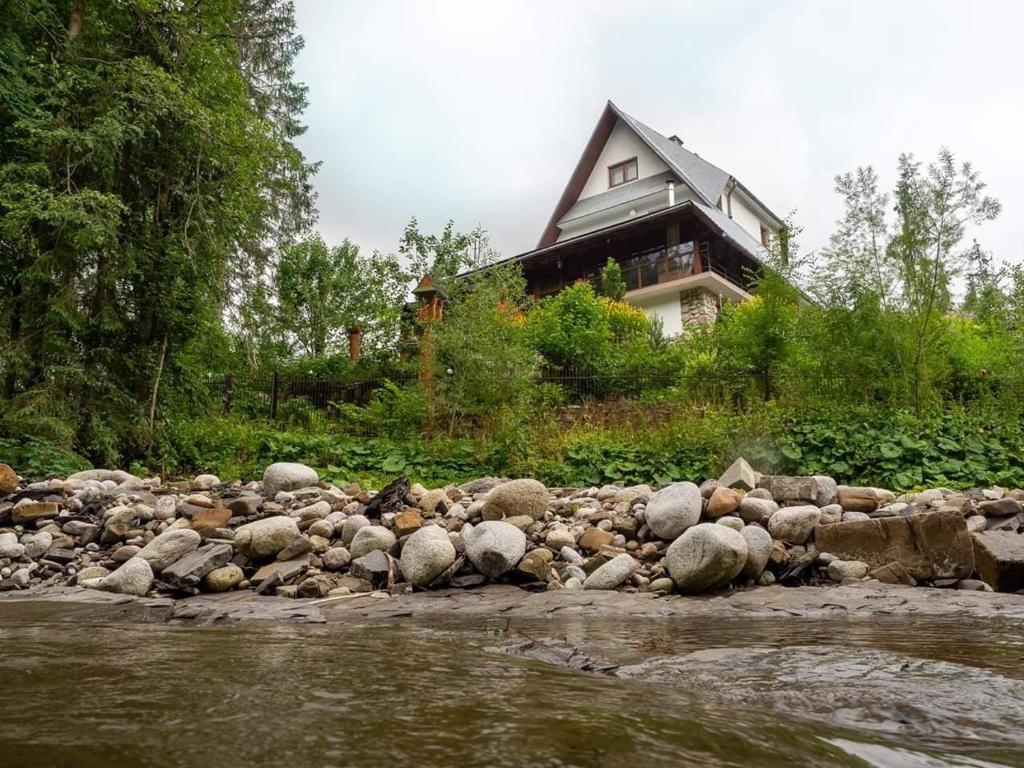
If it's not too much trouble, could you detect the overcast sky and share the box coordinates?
[292,0,1024,269]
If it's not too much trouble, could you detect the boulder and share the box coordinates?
[400,524,456,587]
[837,486,895,513]
[814,512,974,581]
[757,475,838,507]
[740,525,772,579]
[827,559,869,581]
[349,525,397,559]
[583,553,638,590]
[93,557,153,596]
[189,505,232,535]
[665,523,748,594]
[705,486,742,519]
[137,528,201,571]
[717,457,758,491]
[767,506,821,544]
[192,474,220,490]
[462,521,527,578]
[737,496,777,525]
[234,516,301,559]
[516,548,553,582]
[204,564,245,592]
[645,482,702,540]
[972,531,1024,592]
[262,462,318,495]
[160,543,233,589]
[979,498,1023,518]
[340,514,371,545]
[481,479,548,521]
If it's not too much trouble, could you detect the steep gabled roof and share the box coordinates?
[537,101,782,248]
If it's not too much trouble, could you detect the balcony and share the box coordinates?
[621,241,696,292]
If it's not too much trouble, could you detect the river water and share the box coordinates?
[3,602,1024,767]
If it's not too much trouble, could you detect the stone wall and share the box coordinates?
[679,287,720,326]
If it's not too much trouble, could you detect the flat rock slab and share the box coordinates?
[815,511,974,580]
[973,531,1024,592]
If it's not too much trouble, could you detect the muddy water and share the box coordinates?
[2,604,1024,767]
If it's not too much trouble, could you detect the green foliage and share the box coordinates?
[0,437,91,480]
[598,258,627,301]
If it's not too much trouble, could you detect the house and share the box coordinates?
[496,101,784,335]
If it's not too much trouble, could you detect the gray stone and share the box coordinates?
[23,531,53,559]
[340,514,370,546]
[0,532,24,559]
[193,474,220,490]
[481,479,549,521]
[740,525,772,579]
[350,549,399,588]
[645,482,702,540]
[718,457,758,491]
[972,530,1024,592]
[666,523,748,594]
[827,559,869,581]
[204,564,244,592]
[583,553,638,590]
[462,521,527,578]
[737,496,778,525]
[93,557,153,596]
[400,524,456,587]
[767,506,821,544]
[349,525,396,559]
[757,475,838,507]
[137,528,201,571]
[321,547,352,571]
[234,516,301,559]
[262,462,318,496]
[161,543,233,588]
[715,516,744,532]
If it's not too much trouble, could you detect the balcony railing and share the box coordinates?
[621,242,697,292]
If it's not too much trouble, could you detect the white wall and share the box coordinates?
[578,118,669,200]
[630,293,683,338]
[728,191,766,242]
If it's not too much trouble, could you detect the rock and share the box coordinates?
[262,462,318,495]
[462,521,527,578]
[193,474,220,490]
[717,457,758,491]
[757,475,838,507]
[837,486,895,513]
[253,555,309,587]
[648,577,675,594]
[204,564,244,592]
[350,549,399,588]
[868,561,917,586]
[815,512,974,581]
[458,477,504,495]
[161,543,233,589]
[842,511,871,523]
[545,528,576,550]
[307,519,334,539]
[321,547,352,571]
[979,498,1023,518]
[0,532,25,559]
[827,559,869,581]
[577,527,614,552]
[234,516,301,559]
[349,525,397,559]
[276,535,313,560]
[715,516,744,532]
[972,531,1024,592]
[665,523,748,594]
[137,528,201,571]
[75,565,110,582]
[766,506,821,544]
[226,495,261,516]
[418,489,450,517]
[966,515,988,533]
[955,579,992,592]
[560,546,584,565]
[292,501,330,521]
[23,531,52,559]
[67,469,136,485]
[481,479,548,521]
[705,486,742,519]
[394,508,424,537]
[400,524,456,587]
[740,525,772,578]
[0,463,19,495]
[818,504,843,525]
[737,496,777,525]
[645,482,702,540]
[516,548,553,582]
[583,553,638,590]
[93,557,153,596]
[12,501,59,525]
[190,505,231,535]
[340,514,370,546]
[297,573,339,598]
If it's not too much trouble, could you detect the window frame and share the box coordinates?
[608,157,638,188]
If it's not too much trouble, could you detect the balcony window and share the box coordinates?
[618,241,696,291]
[608,157,638,188]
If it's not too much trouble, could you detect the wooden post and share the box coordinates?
[347,327,362,362]
[270,371,279,420]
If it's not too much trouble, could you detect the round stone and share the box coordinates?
[645,482,702,540]
[400,524,456,587]
[665,523,748,594]
[262,462,319,496]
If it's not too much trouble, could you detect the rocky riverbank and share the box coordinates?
[1,458,1023,601]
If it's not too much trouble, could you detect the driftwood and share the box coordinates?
[364,475,411,520]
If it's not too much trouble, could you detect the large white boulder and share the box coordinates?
[645,482,702,540]
[399,524,456,587]
[137,528,201,571]
[767,506,821,544]
[740,525,772,579]
[85,557,154,596]
[665,523,748,594]
[462,521,527,578]
[349,525,397,559]
[234,516,300,558]
[262,462,319,495]
[481,479,549,521]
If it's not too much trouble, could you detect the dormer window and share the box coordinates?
[608,157,638,188]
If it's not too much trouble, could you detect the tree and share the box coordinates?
[276,235,408,357]
[599,258,627,300]
[399,218,498,294]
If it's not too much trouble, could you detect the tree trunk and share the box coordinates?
[148,335,168,434]
[67,0,85,41]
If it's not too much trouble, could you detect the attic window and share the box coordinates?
[608,157,638,188]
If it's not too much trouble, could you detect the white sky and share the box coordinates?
[292,0,1024,268]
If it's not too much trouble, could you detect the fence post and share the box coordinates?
[270,371,279,420]
[222,372,235,414]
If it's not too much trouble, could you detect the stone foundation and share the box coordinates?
[679,287,719,326]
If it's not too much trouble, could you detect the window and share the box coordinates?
[608,157,638,188]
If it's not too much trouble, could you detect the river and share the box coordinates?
[3,601,1024,767]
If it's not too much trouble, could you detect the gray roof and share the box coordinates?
[611,103,732,207]
[558,170,675,225]
[694,201,767,261]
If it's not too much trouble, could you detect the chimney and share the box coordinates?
[347,327,362,362]
[666,180,675,207]
[668,135,684,146]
